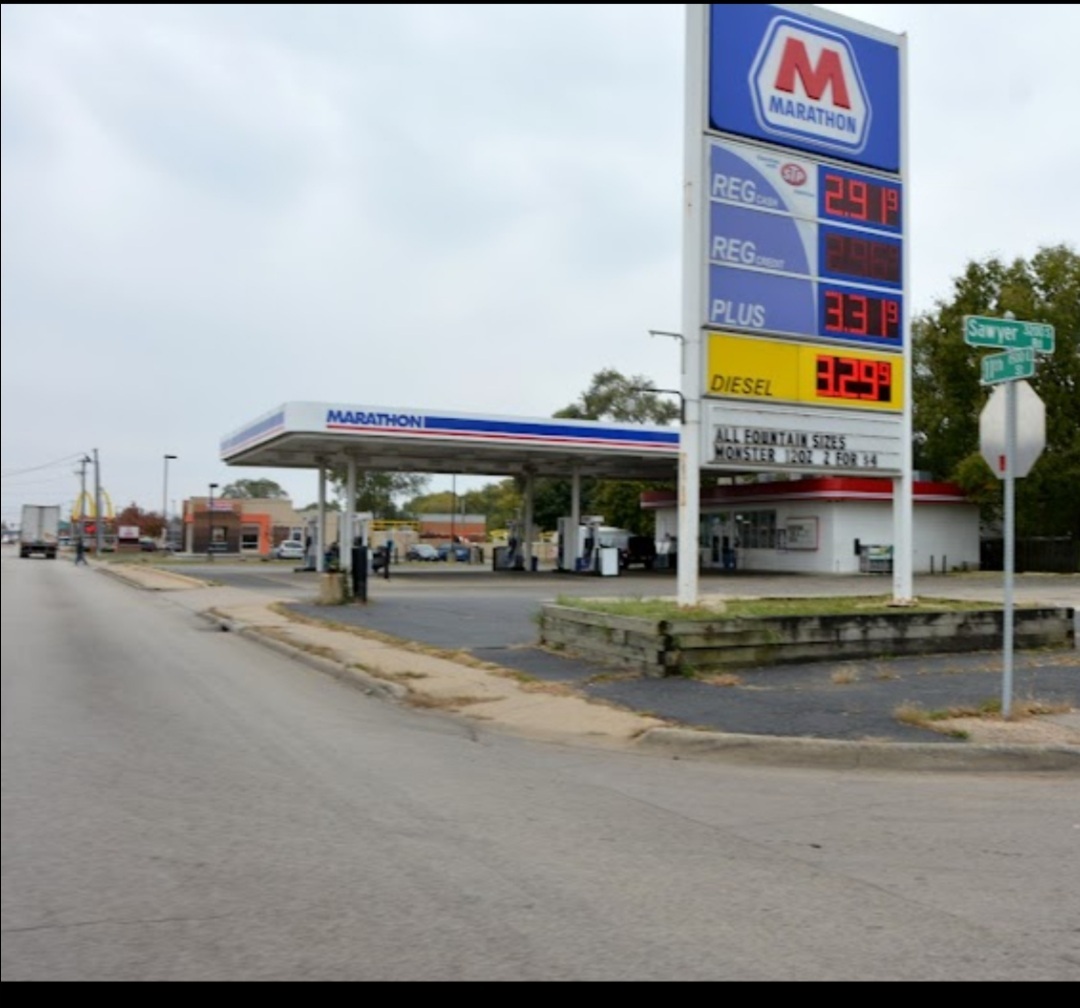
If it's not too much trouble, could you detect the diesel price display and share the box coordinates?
[816,354,895,404]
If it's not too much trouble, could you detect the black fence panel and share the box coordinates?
[981,537,1080,574]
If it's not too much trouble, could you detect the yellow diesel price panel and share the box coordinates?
[706,333,905,413]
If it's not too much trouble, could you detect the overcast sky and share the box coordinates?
[2,3,1077,522]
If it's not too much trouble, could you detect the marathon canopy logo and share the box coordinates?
[326,410,425,431]
[750,17,870,158]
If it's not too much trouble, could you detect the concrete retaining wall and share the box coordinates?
[538,604,1077,678]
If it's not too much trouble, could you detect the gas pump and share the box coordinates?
[350,512,375,602]
[558,516,605,573]
[303,516,319,572]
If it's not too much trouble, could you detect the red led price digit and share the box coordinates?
[886,300,901,334]
[824,175,845,218]
[884,188,901,228]
[871,243,900,283]
[837,357,859,399]
[824,291,843,332]
[877,362,893,402]
[860,359,880,400]
[817,355,837,397]
[849,179,869,223]
[848,293,869,336]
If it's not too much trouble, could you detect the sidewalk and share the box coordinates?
[99,562,1079,773]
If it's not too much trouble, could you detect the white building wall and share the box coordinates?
[911,504,982,575]
[652,499,981,576]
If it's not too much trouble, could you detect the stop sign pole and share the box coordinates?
[971,314,1054,719]
[1002,379,1019,720]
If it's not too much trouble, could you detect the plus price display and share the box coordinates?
[821,287,902,342]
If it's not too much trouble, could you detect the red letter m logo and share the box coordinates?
[774,39,852,109]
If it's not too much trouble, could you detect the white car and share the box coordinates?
[273,540,307,561]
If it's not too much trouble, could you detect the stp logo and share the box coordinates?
[780,163,808,187]
[751,17,870,157]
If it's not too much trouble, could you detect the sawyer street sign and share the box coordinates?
[964,316,1056,355]
[981,347,1036,387]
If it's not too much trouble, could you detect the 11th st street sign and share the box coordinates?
[965,316,1056,355]
[982,347,1036,387]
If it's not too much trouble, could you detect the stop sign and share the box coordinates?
[980,381,1046,479]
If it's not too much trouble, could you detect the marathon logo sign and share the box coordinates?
[750,17,870,157]
[326,410,425,431]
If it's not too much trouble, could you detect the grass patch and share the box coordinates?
[895,698,1073,734]
[831,667,861,685]
[557,595,999,620]
[701,673,744,688]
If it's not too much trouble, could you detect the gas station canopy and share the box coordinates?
[221,403,681,482]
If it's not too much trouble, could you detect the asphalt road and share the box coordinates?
[189,562,1079,744]
[4,551,1080,981]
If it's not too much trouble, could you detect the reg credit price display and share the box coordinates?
[706,138,905,350]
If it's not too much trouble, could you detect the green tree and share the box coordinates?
[221,479,289,500]
[406,481,522,535]
[913,243,1080,538]
[521,369,680,533]
[325,472,431,520]
[555,368,681,425]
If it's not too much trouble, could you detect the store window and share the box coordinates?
[737,511,778,550]
[241,525,261,553]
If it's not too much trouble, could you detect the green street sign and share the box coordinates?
[981,347,1036,386]
[964,316,1056,354]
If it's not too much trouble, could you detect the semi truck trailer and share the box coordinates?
[19,504,61,559]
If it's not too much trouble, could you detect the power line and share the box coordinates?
[1,475,84,491]
[1,454,87,481]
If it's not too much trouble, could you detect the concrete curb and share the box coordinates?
[636,727,1080,774]
[95,564,212,591]
[198,612,410,705]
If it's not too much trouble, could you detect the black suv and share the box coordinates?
[622,536,657,570]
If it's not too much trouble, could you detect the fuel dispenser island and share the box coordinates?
[557,516,619,576]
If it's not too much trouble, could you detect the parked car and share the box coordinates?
[407,544,440,562]
[273,540,307,561]
[438,543,473,563]
[139,537,159,553]
[622,535,658,570]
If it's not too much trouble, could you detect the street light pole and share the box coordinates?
[208,483,219,560]
[163,455,177,549]
[451,474,457,552]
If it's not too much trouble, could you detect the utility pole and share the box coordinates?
[93,449,103,556]
[77,456,91,542]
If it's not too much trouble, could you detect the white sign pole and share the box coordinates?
[895,28,914,605]
[678,4,708,608]
[1003,379,1017,719]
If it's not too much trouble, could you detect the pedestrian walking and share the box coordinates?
[74,537,88,566]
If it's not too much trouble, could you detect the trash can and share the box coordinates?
[351,546,369,604]
[599,546,620,577]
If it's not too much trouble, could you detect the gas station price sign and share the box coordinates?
[705,137,906,350]
[706,332,905,413]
